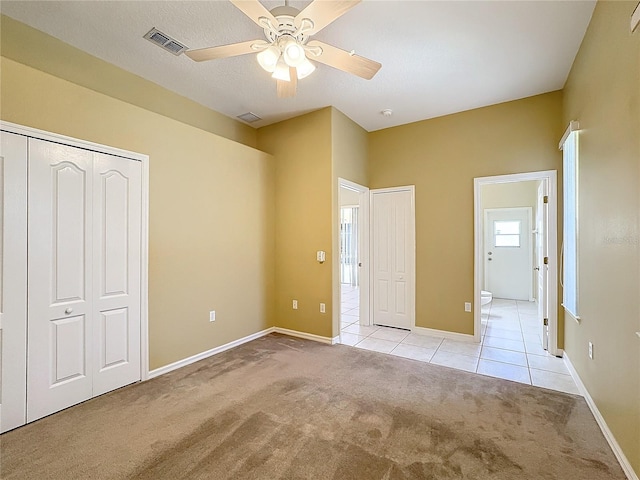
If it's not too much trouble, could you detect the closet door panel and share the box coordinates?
[27,138,93,422]
[0,132,28,433]
[92,152,141,395]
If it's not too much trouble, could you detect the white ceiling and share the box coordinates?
[1,1,596,131]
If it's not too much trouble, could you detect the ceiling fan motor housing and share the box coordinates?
[263,7,309,45]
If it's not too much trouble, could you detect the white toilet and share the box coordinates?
[481,290,493,306]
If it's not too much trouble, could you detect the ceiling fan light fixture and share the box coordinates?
[272,57,291,81]
[283,39,306,67]
[296,57,316,79]
[257,45,281,72]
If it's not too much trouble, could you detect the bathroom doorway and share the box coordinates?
[473,171,560,356]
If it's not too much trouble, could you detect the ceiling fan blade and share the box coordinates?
[277,68,298,98]
[295,0,361,35]
[185,40,260,62]
[306,40,381,80]
[230,0,277,29]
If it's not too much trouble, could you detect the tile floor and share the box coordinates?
[339,285,580,395]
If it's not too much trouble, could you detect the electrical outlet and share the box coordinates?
[292,300,298,310]
[464,302,471,312]
[588,341,593,359]
[320,303,326,313]
[209,310,216,322]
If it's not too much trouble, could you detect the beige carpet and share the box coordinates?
[0,333,626,479]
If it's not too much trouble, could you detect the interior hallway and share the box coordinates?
[339,286,579,395]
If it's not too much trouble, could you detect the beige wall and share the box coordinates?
[369,92,563,335]
[562,0,640,473]
[257,109,334,338]
[340,188,360,206]
[1,15,257,149]
[1,57,275,370]
[482,181,538,210]
[331,108,369,336]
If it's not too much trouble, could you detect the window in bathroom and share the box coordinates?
[494,220,521,247]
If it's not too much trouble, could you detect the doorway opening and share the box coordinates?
[337,179,369,337]
[474,171,561,356]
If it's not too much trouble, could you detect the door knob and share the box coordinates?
[488,258,493,261]
[488,252,493,255]
[65,307,73,314]
[358,263,362,267]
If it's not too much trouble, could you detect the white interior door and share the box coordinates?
[0,132,28,433]
[371,187,415,330]
[27,139,94,422]
[27,139,142,422]
[484,208,532,300]
[92,153,142,396]
[536,182,549,350]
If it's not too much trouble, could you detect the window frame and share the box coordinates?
[561,123,580,320]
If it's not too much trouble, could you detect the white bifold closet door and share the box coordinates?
[0,132,28,432]
[27,138,141,422]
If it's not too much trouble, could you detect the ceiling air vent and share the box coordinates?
[144,27,188,56]
[237,112,262,123]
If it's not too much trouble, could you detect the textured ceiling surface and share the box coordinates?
[1,1,596,131]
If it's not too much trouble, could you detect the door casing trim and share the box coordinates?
[473,170,560,355]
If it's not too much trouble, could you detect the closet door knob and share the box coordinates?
[65,308,73,314]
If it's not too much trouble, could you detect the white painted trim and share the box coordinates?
[0,121,151,381]
[148,328,275,379]
[474,171,559,354]
[272,327,335,344]
[140,144,150,381]
[564,353,639,480]
[558,120,580,150]
[412,326,476,343]
[631,2,639,33]
[369,185,416,330]
[0,121,147,162]
[148,327,336,379]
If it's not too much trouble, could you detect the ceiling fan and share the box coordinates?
[185,0,382,98]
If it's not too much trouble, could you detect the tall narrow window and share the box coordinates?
[561,123,579,318]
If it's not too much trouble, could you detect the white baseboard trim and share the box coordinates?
[564,353,638,480]
[272,327,334,345]
[148,327,336,380]
[412,326,476,343]
[148,327,275,379]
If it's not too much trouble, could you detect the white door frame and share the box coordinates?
[369,185,416,329]
[337,179,370,330]
[473,170,560,355]
[0,121,150,382]
[483,207,534,301]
